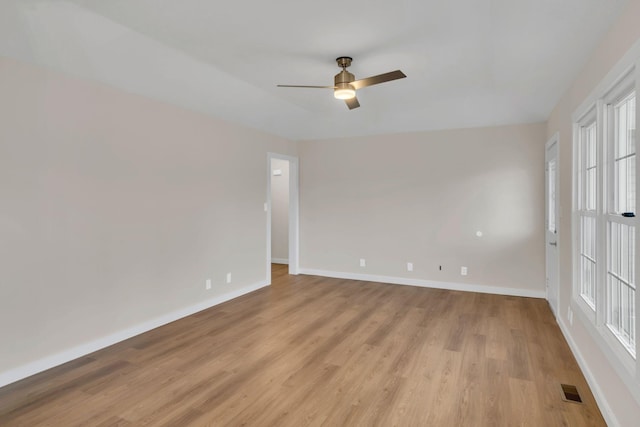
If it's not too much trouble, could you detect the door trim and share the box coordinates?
[266,153,300,283]
[545,132,560,317]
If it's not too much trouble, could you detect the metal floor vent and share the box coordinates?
[560,384,583,404]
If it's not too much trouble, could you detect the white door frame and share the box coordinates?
[545,133,560,317]
[266,153,300,283]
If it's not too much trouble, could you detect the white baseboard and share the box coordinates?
[557,318,619,427]
[298,268,545,299]
[0,279,269,388]
[271,258,289,265]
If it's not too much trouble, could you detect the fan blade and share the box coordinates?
[345,96,360,110]
[351,70,406,90]
[277,85,335,89]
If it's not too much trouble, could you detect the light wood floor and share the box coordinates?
[0,264,605,426]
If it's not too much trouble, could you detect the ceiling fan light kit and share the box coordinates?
[334,83,356,100]
[277,56,406,109]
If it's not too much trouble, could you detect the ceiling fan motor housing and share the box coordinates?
[334,70,355,86]
[335,56,355,93]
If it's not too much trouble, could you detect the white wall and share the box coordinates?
[546,0,640,425]
[3,6,639,423]
[0,56,297,381]
[271,158,289,262]
[298,123,546,295]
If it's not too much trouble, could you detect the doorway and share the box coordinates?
[545,134,559,317]
[267,153,299,283]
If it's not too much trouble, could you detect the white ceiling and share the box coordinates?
[0,0,629,140]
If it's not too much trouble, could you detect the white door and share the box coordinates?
[545,136,559,316]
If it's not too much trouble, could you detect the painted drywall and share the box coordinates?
[298,123,546,294]
[0,56,296,378]
[546,0,640,425]
[271,158,289,262]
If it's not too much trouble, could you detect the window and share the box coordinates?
[573,69,637,365]
[580,215,597,307]
[607,221,635,354]
[580,122,598,212]
[577,119,598,309]
[611,92,636,215]
[606,91,636,356]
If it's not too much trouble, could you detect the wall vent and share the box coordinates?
[560,384,583,404]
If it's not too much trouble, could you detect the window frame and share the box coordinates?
[574,106,600,323]
[603,72,636,359]
[571,62,640,398]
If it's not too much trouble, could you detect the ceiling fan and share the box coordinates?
[277,57,406,110]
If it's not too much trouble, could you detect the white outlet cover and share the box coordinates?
[226,273,232,283]
[205,279,212,290]
[407,262,413,272]
[359,259,366,267]
[461,266,468,276]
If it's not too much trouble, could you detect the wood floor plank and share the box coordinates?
[0,264,606,426]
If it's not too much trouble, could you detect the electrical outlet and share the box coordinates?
[568,307,573,325]
[205,279,212,290]
[360,258,366,267]
[226,273,232,284]
[461,266,468,276]
[407,262,413,272]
